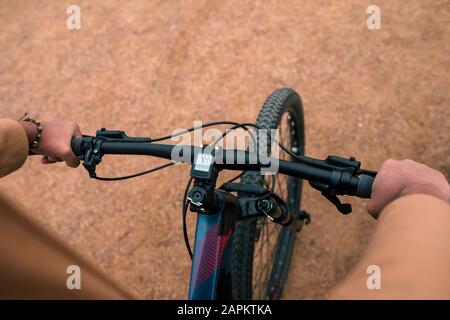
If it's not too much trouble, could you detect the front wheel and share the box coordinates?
[230,88,305,299]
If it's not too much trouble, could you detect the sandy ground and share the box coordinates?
[0,0,449,299]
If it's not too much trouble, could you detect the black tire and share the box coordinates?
[230,88,305,299]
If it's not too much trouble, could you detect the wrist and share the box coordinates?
[18,115,43,155]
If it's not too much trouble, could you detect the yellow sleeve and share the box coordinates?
[0,119,29,178]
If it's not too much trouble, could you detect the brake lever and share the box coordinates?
[309,181,353,214]
[307,155,377,214]
[321,190,352,214]
[81,138,104,178]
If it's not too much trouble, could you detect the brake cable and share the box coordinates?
[151,121,256,142]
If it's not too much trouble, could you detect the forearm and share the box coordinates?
[0,119,29,178]
[329,194,450,299]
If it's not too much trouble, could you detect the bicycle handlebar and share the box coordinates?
[71,136,374,199]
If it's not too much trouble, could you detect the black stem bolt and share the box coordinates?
[256,198,273,214]
[192,190,204,203]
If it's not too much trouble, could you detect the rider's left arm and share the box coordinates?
[0,118,83,179]
[0,119,29,178]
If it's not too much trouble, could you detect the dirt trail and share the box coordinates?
[0,0,449,299]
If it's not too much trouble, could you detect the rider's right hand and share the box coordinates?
[367,159,450,219]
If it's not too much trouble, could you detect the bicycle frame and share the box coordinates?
[188,191,238,300]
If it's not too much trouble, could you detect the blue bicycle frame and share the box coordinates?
[188,191,238,300]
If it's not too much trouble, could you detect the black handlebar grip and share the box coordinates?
[71,137,82,156]
[355,174,374,199]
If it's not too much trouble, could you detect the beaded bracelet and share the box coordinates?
[19,113,42,154]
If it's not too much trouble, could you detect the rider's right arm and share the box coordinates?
[329,159,450,299]
[0,119,29,178]
[329,193,450,299]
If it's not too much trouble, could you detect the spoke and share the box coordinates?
[253,221,279,259]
